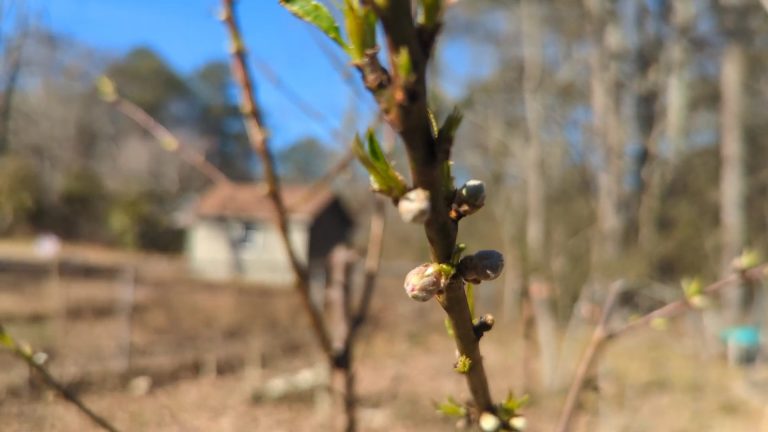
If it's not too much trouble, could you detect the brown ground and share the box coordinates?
[1,253,767,431]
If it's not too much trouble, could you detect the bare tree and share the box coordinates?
[718,0,749,324]
[520,0,559,393]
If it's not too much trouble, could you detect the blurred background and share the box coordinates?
[2,0,768,430]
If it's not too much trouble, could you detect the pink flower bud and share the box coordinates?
[403,263,443,301]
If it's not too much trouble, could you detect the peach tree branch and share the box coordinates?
[96,76,232,186]
[556,261,768,432]
[220,0,334,358]
[278,0,520,426]
[0,324,121,432]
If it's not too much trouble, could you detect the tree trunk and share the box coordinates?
[628,1,662,248]
[520,0,560,392]
[639,0,693,254]
[719,40,747,324]
[581,0,625,302]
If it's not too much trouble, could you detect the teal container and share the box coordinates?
[721,326,761,348]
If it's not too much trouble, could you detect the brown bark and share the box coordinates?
[588,6,624,268]
[221,0,334,357]
[638,0,693,253]
[557,264,768,432]
[360,0,494,413]
[521,0,559,392]
[719,40,747,324]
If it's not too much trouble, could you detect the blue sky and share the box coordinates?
[31,0,497,149]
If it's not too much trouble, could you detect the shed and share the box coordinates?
[186,182,353,287]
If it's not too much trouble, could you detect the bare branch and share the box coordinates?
[105,96,232,186]
[0,324,120,432]
[221,0,334,357]
[557,264,768,432]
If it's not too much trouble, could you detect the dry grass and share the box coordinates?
[0,258,766,431]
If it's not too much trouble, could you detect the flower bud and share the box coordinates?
[452,179,485,218]
[509,415,527,431]
[457,250,504,284]
[398,188,431,224]
[479,412,501,432]
[403,263,443,301]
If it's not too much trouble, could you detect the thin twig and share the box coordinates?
[556,264,768,432]
[107,96,231,186]
[326,195,385,432]
[221,0,334,358]
[0,325,120,432]
[555,281,623,432]
[350,196,386,337]
[250,54,338,132]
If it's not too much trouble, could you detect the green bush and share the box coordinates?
[0,155,41,233]
[108,189,183,252]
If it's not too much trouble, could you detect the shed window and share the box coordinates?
[241,222,264,248]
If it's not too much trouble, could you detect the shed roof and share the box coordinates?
[196,183,336,222]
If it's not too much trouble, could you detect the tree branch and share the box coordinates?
[556,264,768,432]
[221,0,333,357]
[350,0,495,416]
[104,96,232,186]
[0,324,120,432]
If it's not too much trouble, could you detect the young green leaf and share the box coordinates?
[352,131,407,199]
[343,0,377,62]
[366,129,387,167]
[436,396,467,417]
[497,391,529,420]
[681,277,702,299]
[280,0,348,49]
[455,354,472,373]
[96,76,118,103]
[0,325,14,349]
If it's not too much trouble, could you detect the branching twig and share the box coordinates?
[0,324,120,432]
[556,264,768,432]
[326,196,385,432]
[102,92,231,186]
[221,0,334,357]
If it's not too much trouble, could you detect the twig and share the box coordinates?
[250,54,338,132]
[0,324,120,432]
[356,0,494,414]
[326,196,385,432]
[221,0,335,359]
[556,264,768,432]
[106,96,231,186]
[350,196,385,334]
[555,281,623,432]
